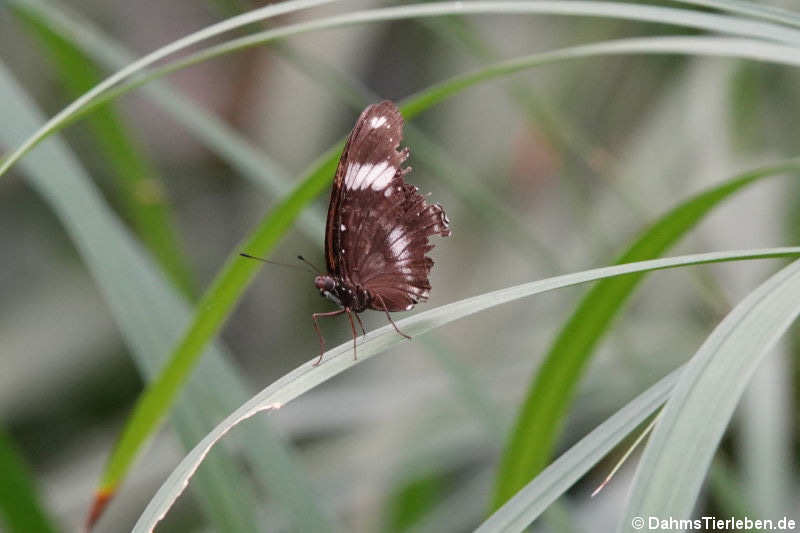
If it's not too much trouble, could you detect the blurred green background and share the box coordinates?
[1,0,799,531]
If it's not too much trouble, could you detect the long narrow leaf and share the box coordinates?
[132,247,800,532]
[620,261,800,529]
[491,162,800,508]
[0,429,56,533]
[125,3,800,82]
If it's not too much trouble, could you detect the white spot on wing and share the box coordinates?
[391,235,410,258]
[370,163,395,191]
[345,158,396,191]
[340,223,346,231]
[352,163,372,190]
[388,227,404,245]
[359,162,382,190]
[370,116,388,128]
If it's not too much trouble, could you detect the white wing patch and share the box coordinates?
[388,226,410,258]
[344,161,396,191]
[370,116,388,128]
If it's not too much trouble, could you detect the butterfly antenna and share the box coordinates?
[239,253,307,272]
[297,255,322,274]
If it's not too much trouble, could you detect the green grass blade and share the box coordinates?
[490,162,800,509]
[0,63,333,531]
[131,248,800,532]
[476,369,681,533]
[620,258,800,531]
[0,429,57,533]
[98,35,800,506]
[6,0,800,180]
[14,5,195,297]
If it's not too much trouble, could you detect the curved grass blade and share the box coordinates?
[490,161,800,509]
[98,36,800,505]
[621,258,800,531]
[475,369,682,533]
[75,37,800,160]
[132,248,800,531]
[0,0,339,178]
[0,429,56,533]
[5,0,800,180]
[0,64,333,531]
[148,2,800,80]
[14,5,195,297]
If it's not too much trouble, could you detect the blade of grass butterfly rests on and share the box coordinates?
[475,368,682,533]
[131,247,800,532]
[6,0,800,183]
[13,5,196,298]
[97,35,800,507]
[490,161,800,510]
[0,65,334,531]
[9,0,325,239]
[620,258,800,532]
[0,429,57,533]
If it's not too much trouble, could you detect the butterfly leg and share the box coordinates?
[312,309,346,366]
[346,309,358,360]
[354,313,367,338]
[375,294,412,340]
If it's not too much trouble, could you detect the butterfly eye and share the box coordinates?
[314,276,336,292]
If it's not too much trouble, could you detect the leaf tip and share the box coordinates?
[86,487,115,530]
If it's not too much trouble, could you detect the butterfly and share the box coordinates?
[311,101,451,365]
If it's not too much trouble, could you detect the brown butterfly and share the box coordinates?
[311,101,450,365]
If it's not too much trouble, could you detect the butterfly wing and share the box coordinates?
[324,101,450,311]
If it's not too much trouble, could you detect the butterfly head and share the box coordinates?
[315,275,342,306]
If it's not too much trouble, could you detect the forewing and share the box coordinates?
[324,101,407,277]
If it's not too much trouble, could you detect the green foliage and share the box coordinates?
[2,1,800,531]
[386,473,444,532]
[0,430,56,533]
[491,163,800,510]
